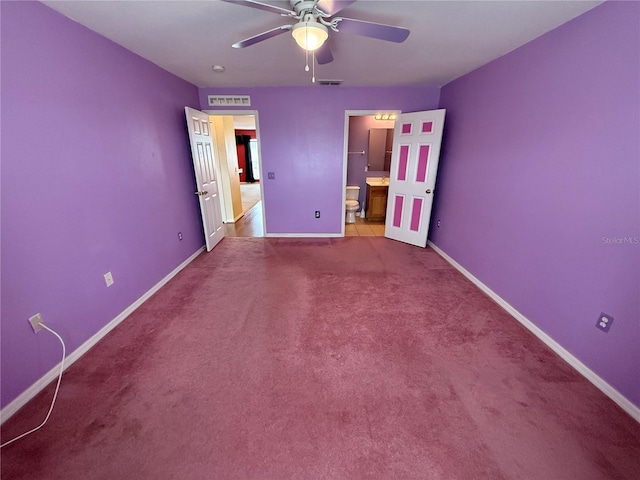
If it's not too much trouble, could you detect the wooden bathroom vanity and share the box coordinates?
[365,178,389,221]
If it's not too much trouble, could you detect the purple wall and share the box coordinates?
[346,116,395,207]
[199,87,440,234]
[430,1,640,408]
[1,2,203,407]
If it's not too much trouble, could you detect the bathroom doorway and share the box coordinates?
[205,110,265,237]
[342,110,399,236]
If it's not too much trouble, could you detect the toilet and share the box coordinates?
[345,186,360,224]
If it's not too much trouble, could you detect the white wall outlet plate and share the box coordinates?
[104,271,114,287]
[29,313,44,333]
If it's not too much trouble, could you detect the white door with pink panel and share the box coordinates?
[384,109,446,247]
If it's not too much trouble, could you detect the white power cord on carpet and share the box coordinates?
[1,323,66,449]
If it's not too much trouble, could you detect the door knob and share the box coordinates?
[195,190,209,196]
[425,189,432,194]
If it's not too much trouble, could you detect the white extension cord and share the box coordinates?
[0,323,66,449]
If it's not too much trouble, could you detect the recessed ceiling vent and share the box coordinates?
[317,79,343,86]
[207,95,251,107]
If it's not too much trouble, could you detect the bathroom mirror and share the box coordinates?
[368,128,394,171]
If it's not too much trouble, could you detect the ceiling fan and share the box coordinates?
[223,0,410,65]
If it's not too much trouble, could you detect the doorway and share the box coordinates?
[205,110,265,237]
[232,115,261,214]
[342,110,399,237]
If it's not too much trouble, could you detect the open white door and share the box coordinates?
[185,107,224,251]
[384,109,446,247]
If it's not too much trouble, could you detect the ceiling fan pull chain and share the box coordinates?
[312,50,316,83]
[305,47,309,72]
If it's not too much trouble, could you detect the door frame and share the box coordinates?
[342,110,402,237]
[204,109,266,235]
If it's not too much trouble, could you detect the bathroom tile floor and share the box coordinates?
[345,216,386,236]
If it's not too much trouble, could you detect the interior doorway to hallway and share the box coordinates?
[205,110,265,237]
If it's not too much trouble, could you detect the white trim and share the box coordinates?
[427,241,640,423]
[341,113,349,237]
[264,233,341,238]
[0,247,205,424]
[203,109,254,116]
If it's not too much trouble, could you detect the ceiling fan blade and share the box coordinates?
[333,17,410,43]
[222,0,294,17]
[315,42,333,65]
[232,25,292,48]
[316,0,356,16]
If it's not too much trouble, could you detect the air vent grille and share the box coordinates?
[317,79,343,86]
[207,95,251,107]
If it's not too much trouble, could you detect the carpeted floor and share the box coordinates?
[2,238,639,479]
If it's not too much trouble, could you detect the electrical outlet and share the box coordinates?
[596,313,613,333]
[267,172,275,180]
[178,232,183,241]
[29,313,45,333]
[104,271,114,287]
[437,219,441,228]
[315,211,321,218]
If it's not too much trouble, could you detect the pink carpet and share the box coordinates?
[2,237,639,479]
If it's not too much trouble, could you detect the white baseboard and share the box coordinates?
[427,241,640,423]
[0,247,205,424]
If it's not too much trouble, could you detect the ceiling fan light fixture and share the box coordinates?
[292,22,328,51]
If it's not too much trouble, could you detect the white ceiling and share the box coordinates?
[43,0,602,88]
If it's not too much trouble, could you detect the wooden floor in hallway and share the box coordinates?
[224,201,264,237]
